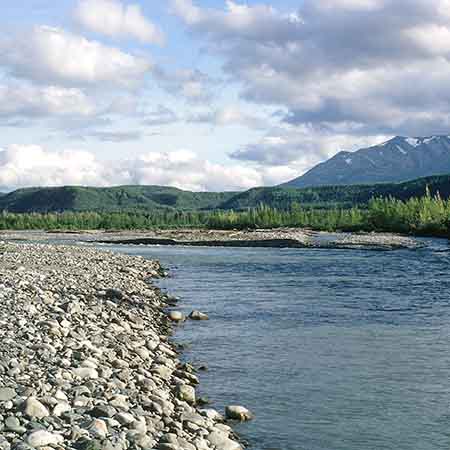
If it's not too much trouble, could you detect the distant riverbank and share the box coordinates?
[0,228,425,251]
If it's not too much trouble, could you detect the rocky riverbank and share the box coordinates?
[0,243,246,450]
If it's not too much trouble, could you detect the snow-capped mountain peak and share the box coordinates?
[283,135,450,188]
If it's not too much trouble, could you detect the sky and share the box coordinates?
[1,0,450,191]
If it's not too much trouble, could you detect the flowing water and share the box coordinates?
[103,239,450,450]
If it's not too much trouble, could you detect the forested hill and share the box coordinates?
[219,174,450,210]
[0,186,237,213]
[1,174,450,213]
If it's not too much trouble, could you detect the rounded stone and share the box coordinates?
[225,405,254,421]
[168,311,185,322]
[175,384,196,405]
[24,397,50,419]
[189,311,209,321]
[26,430,64,447]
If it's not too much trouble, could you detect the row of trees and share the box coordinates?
[0,189,449,236]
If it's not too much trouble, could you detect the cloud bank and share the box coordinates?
[173,0,450,166]
[0,145,286,192]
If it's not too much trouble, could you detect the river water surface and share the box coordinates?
[104,239,450,450]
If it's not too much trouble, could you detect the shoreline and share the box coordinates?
[0,243,245,450]
[0,228,427,251]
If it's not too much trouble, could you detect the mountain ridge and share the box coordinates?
[283,135,450,188]
[1,174,450,213]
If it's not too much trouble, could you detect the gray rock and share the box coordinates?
[5,416,26,434]
[0,388,16,402]
[225,405,253,421]
[189,311,209,321]
[175,384,196,405]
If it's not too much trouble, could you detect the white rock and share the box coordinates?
[24,397,50,419]
[225,405,253,421]
[168,311,185,322]
[72,367,99,379]
[207,431,242,450]
[26,430,63,447]
[175,384,196,405]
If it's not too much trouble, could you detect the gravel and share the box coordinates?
[0,243,243,450]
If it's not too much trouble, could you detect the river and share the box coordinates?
[102,238,450,450]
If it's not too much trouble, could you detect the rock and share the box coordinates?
[0,388,16,402]
[199,408,224,421]
[104,288,124,300]
[86,418,108,438]
[24,397,50,419]
[53,402,71,417]
[168,311,185,322]
[175,384,196,405]
[109,394,129,410]
[116,412,135,425]
[26,430,64,447]
[5,416,26,434]
[90,405,117,418]
[189,311,209,321]
[225,405,254,421]
[207,431,242,450]
[72,367,99,379]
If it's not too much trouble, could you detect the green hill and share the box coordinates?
[218,174,450,210]
[1,174,450,213]
[0,186,236,213]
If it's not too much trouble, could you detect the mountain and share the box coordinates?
[283,135,450,188]
[0,185,236,213]
[220,174,450,210]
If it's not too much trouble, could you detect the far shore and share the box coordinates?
[0,228,429,251]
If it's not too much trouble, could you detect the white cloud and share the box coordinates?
[75,0,164,44]
[188,105,268,129]
[0,144,285,191]
[0,26,151,87]
[230,126,388,172]
[0,145,108,188]
[172,0,450,138]
[0,83,95,117]
[154,67,216,102]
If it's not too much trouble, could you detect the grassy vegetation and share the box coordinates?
[0,189,449,237]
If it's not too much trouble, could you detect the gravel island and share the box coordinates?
[0,229,424,251]
[0,243,243,450]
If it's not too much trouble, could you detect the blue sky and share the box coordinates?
[0,0,449,190]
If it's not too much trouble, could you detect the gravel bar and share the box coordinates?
[0,243,244,450]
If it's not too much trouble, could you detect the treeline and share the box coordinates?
[0,189,449,237]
